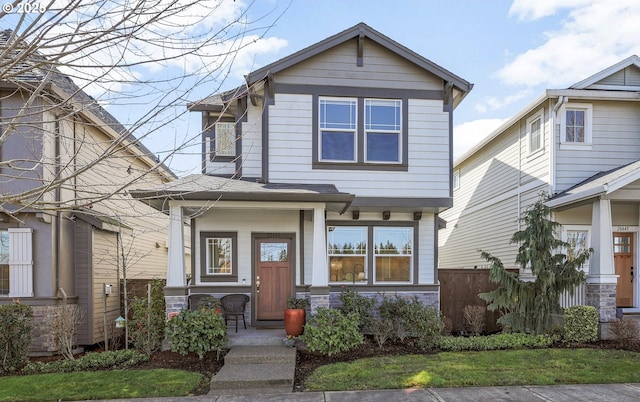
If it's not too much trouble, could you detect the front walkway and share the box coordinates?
[224,326,285,347]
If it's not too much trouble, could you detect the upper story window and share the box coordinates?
[213,122,236,158]
[527,109,543,154]
[317,96,406,169]
[453,170,460,190]
[365,99,401,163]
[319,98,357,162]
[560,103,592,149]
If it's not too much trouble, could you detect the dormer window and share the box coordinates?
[214,122,235,157]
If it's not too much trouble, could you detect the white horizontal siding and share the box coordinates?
[556,101,640,192]
[268,95,450,197]
[195,209,300,285]
[277,40,442,90]
[418,214,436,284]
[240,102,263,178]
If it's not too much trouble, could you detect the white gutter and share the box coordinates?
[545,185,606,209]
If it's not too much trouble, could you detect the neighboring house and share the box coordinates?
[0,30,178,353]
[439,55,640,333]
[132,23,472,326]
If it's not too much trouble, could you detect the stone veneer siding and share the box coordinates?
[329,290,440,313]
[586,283,617,323]
[30,305,60,355]
[165,295,188,318]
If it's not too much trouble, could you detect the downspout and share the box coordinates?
[54,118,61,295]
[551,96,568,196]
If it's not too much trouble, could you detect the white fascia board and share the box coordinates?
[545,185,606,209]
[606,168,640,194]
[454,92,549,167]
[547,89,640,101]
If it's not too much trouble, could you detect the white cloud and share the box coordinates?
[474,89,533,114]
[501,0,640,88]
[453,118,507,161]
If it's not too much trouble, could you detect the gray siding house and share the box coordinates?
[132,23,472,325]
[0,31,176,353]
[439,55,640,334]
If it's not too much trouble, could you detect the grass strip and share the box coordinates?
[305,348,640,391]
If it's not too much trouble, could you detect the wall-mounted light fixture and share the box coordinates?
[382,211,390,220]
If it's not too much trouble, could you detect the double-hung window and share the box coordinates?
[318,96,403,166]
[560,103,592,147]
[565,228,589,271]
[319,98,357,162]
[365,99,401,163]
[527,109,543,154]
[201,231,237,281]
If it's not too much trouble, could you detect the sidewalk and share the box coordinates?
[96,383,640,401]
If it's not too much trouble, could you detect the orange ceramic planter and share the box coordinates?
[284,308,306,336]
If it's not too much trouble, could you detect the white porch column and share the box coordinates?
[590,198,615,276]
[310,207,329,313]
[587,197,618,326]
[167,204,186,287]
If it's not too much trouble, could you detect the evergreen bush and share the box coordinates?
[128,278,166,355]
[338,289,375,330]
[165,309,227,359]
[562,305,599,343]
[0,303,33,373]
[300,307,364,356]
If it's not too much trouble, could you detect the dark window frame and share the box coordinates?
[205,116,237,162]
[200,231,238,282]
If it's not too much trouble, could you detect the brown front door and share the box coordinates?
[256,238,292,321]
[614,232,634,307]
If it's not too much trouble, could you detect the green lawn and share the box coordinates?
[0,369,204,402]
[304,348,640,391]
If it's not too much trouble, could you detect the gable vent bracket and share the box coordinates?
[357,29,365,67]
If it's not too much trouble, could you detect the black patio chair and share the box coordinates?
[221,294,250,332]
[188,294,209,311]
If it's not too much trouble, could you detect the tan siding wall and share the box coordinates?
[277,40,442,90]
[91,229,120,345]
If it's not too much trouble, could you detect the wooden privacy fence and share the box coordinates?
[440,269,517,334]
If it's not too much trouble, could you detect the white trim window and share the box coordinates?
[527,109,543,155]
[215,122,236,157]
[319,98,357,162]
[453,170,460,190]
[364,99,401,163]
[560,103,592,148]
[564,227,590,271]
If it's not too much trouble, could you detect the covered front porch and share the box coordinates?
[547,160,640,335]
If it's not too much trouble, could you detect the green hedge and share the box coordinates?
[562,305,599,343]
[438,333,553,352]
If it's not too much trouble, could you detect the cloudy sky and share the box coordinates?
[7,0,640,175]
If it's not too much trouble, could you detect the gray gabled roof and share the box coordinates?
[192,23,472,111]
[546,159,640,208]
[246,22,472,93]
[130,174,355,213]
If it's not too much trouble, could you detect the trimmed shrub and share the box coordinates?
[378,294,443,350]
[165,309,228,359]
[438,332,553,352]
[22,350,148,374]
[562,305,599,344]
[0,303,33,373]
[609,318,640,343]
[128,278,166,355]
[369,317,394,349]
[300,307,364,356]
[338,289,375,331]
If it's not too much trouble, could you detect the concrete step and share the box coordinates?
[209,345,297,396]
[224,345,296,364]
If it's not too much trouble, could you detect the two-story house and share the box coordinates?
[439,55,640,334]
[132,23,472,325]
[0,30,177,353]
